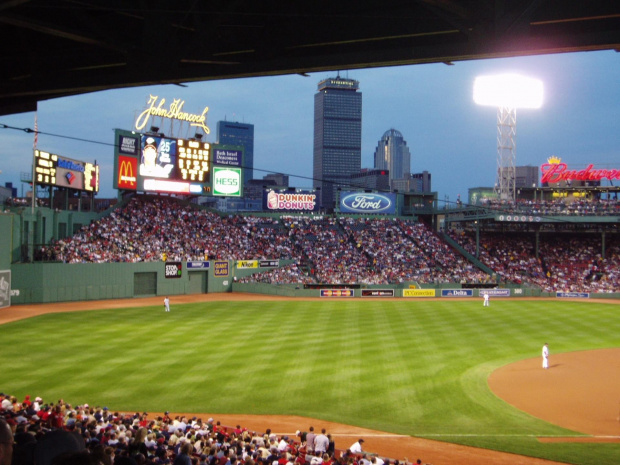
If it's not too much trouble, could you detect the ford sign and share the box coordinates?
[340,192,396,214]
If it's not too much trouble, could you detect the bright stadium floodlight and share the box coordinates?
[474,74,544,202]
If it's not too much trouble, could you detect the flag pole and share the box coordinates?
[31,113,38,214]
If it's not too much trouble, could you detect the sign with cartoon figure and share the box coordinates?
[140,136,176,178]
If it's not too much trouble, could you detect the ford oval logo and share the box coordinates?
[340,193,392,213]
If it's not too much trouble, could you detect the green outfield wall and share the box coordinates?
[7,260,619,304]
[233,282,619,299]
[9,259,296,304]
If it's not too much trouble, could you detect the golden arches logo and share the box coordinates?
[119,158,137,189]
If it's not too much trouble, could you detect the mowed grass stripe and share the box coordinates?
[1,299,619,465]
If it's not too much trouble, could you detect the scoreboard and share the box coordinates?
[114,129,244,196]
[115,130,213,195]
[177,139,210,182]
[34,150,99,192]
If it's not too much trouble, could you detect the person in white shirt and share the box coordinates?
[483,293,489,307]
[314,429,329,454]
[164,296,170,312]
[349,439,364,454]
[542,343,549,369]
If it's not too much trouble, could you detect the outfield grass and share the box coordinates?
[1,299,619,465]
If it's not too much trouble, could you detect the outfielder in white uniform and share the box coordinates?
[164,296,170,312]
[542,343,549,369]
[483,293,489,307]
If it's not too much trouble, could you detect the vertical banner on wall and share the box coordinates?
[0,270,11,309]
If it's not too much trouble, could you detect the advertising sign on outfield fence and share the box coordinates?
[362,289,394,297]
[556,292,590,298]
[320,289,354,297]
[164,262,182,279]
[214,261,229,277]
[479,289,511,297]
[187,261,210,269]
[237,260,258,269]
[403,289,435,297]
[442,289,473,297]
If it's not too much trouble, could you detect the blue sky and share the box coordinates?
[0,50,618,204]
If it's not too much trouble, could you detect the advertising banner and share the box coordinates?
[187,261,210,269]
[403,289,435,297]
[55,158,86,190]
[259,260,279,268]
[320,289,354,297]
[164,261,182,279]
[361,289,394,297]
[118,134,139,156]
[340,191,396,214]
[264,190,319,212]
[0,270,10,309]
[442,289,474,297]
[214,261,229,277]
[213,167,242,197]
[556,292,590,298]
[237,260,258,269]
[118,155,138,190]
[479,289,511,297]
[213,149,242,167]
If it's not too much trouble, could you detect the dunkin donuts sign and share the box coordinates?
[264,190,318,212]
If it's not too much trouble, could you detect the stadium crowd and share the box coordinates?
[44,198,295,264]
[0,393,430,465]
[450,231,620,292]
[40,195,620,292]
[476,197,620,216]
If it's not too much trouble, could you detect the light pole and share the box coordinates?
[474,74,543,202]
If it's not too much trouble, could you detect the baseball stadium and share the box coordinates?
[1,3,620,465]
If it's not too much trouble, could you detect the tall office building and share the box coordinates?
[313,77,362,209]
[216,120,255,182]
[373,128,411,189]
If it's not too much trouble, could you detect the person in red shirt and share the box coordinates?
[50,406,64,429]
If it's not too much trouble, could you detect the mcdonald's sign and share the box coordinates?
[118,156,138,190]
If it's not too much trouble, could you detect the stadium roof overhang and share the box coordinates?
[1,1,619,116]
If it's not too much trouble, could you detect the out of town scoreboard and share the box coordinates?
[34,150,99,192]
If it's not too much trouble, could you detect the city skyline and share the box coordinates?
[374,128,411,190]
[313,76,362,209]
[0,50,618,206]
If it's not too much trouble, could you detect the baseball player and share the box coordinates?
[164,296,170,312]
[542,343,549,369]
[483,292,489,307]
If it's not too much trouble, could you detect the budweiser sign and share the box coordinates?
[541,156,620,184]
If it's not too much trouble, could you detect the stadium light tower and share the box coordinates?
[473,74,543,202]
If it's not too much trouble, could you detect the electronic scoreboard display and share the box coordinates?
[138,135,210,182]
[120,134,211,194]
[34,150,99,192]
[114,129,242,196]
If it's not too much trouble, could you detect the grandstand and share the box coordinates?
[1,193,619,304]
